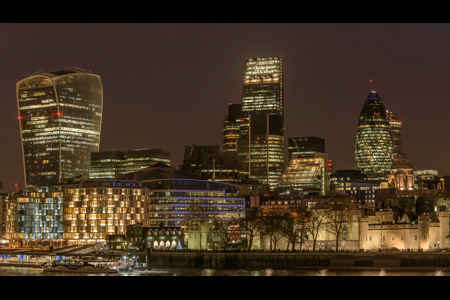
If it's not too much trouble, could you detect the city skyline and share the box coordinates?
[1,23,450,191]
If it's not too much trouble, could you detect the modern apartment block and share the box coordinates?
[16,68,103,187]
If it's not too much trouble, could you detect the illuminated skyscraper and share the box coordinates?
[223,103,243,153]
[386,110,402,156]
[17,68,103,188]
[236,56,284,190]
[353,91,393,180]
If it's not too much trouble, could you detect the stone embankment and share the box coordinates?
[147,251,450,269]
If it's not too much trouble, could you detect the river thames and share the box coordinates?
[0,266,448,276]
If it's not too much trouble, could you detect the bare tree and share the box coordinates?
[280,205,309,251]
[184,202,211,250]
[305,205,331,251]
[324,209,346,251]
[213,217,240,250]
[261,215,284,251]
[240,209,262,252]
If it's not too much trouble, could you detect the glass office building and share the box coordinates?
[353,91,393,180]
[17,68,103,188]
[386,110,402,156]
[278,153,331,195]
[89,150,127,179]
[237,56,284,190]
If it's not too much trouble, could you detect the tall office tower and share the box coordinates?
[353,91,393,180]
[287,136,325,162]
[223,103,243,153]
[89,150,127,178]
[17,68,103,188]
[386,110,402,156]
[125,148,171,173]
[236,56,284,190]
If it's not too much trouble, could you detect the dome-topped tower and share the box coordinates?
[353,91,393,180]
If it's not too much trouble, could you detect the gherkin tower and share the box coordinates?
[353,91,393,180]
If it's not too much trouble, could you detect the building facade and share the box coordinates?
[17,68,103,187]
[353,91,393,180]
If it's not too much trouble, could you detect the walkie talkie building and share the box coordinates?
[17,68,103,188]
[353,91,393,180]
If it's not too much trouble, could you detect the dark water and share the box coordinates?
[0,266,448,276]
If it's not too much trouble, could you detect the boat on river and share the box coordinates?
[41,261,118,274]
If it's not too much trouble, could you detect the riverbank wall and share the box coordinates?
[147,251,450,269]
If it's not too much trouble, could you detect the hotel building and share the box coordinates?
[16,68,103,188]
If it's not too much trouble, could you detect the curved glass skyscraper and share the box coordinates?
[17,68,103,188]
[353,91,393,180]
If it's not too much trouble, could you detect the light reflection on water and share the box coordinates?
[0,266,449,276]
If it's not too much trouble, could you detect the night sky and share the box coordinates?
[1,23,449,192]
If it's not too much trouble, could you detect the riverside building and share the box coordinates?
[143,178,245,227]
[62,179,148,245]
[5,185,70,247]
[16,68,103,188]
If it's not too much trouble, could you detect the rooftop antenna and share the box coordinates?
[370,79,373,92]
